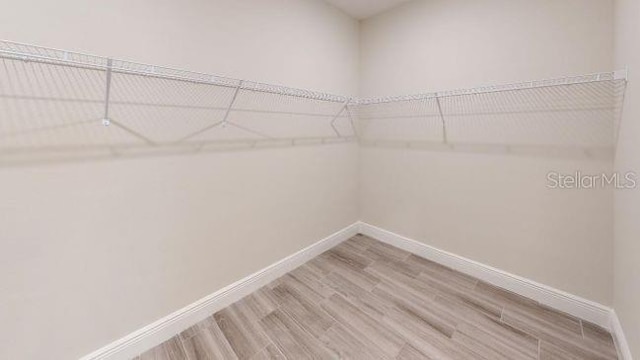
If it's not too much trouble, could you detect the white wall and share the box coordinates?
[359,0,615,304]
[613,0,640,357]
[1,0,631,358]
[360,0,613,97]
[0,0,359,359]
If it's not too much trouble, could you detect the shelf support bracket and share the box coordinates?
[177,81,243,143]
[345,100,358,139]
[435,94,448,144]
[226,122,272,139]
[614,67,628,81]
[102,58,113,127]
[330,100,350,138]
[221,80,243,128]
[99,58,156,145]
[108,118,157,146]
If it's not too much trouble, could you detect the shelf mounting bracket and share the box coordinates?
[102,58,113,127]
[435,94,448,144]
[345,100,358,139]
[176,81,243,143]
[330,100,350,138]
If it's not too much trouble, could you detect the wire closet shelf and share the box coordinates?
[0,40,628,164]
[0,40,357,163]
[354,71,627,156]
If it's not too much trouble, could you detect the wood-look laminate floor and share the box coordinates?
[134,235,618,360]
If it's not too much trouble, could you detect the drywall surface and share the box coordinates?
[360,0,614,97]
[614,0,640,356]
[359,0,615,304]
[0,0,359,359]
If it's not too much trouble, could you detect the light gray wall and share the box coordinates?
[1,0,632,358]
[0,0,360,359]
[359,0,615,304]
[359,0,613,97]
[613,0,640,357]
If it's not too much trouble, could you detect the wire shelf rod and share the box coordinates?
[0,92,351,119]
[0,39,627,161]
[3,41,624,108]
[0,135,358,154]
[0,41,350,104]
[355,105,620,121]
[357,71,627,105]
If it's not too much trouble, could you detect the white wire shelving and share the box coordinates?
[0,40,628,164]
[354,71,627,157]
[0,40,357,164]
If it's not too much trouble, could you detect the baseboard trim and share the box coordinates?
[357,222,614,330]
[83,221,630,360]
[80,222,359,360]
[610,310,633,360]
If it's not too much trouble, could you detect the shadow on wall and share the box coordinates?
[359,141,615,161]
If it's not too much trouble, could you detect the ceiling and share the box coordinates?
[323,0,413,19]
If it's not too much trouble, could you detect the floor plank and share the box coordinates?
[259,310,335,359]
[135,234,618,360]
[320,293,406,357]
[319,323,390,360]
[396,344,433,360]
[139,337,188,360]
[181,322,238,360]
[249,344,285,360]
[214,302,270,359]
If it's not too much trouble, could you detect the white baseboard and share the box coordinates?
[357,222,614,330]
[83,221,631,360]
[610,310,634,360]
[80,222,359,360]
